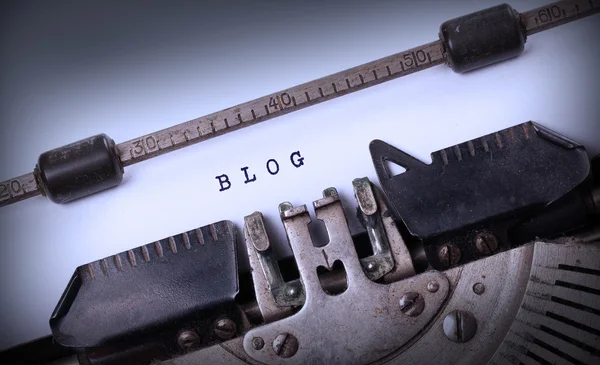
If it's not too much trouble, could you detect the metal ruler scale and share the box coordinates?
[1,0,598,208]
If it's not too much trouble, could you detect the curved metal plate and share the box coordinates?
[242,192,450,365]
[168,239,599,365]
[490,241,600,365]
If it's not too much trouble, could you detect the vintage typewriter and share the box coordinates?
[0,1,598,364]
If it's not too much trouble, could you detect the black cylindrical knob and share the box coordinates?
[440,4,526,73]
[35,134,123,203]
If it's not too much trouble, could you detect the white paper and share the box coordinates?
[0,0,599,350]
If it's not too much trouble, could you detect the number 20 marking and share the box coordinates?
[0,180,22,200]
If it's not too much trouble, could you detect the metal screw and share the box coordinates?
[427,281,439,293]
[213,318,237,340]
[399,292,425,316]
[272,333,299,358]
[252,337,265,350]
[177,330,200,350]
[278,202,293,214]
[475,232,499,255]
[472,282,485,295]
[443,310,477,343]
[438,244,461,268]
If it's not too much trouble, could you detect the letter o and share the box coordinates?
[266,159,280,175]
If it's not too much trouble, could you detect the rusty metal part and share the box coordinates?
[177,330,201,351]
[399,292,425,317]
[170,241,535,365]
[2,0,597,208]
[242,188,450,364]
[438,244,461,268]
[474,232,499,255]
[272,333,299,358]
[374,184,417,282]
[352,178,395,281]
[243,212,302,323]
[167,228,600,365]
[213,318,237,341]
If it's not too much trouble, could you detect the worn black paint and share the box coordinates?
[34,134,123,204]
[50,220,239,348]
[439,4,526,73]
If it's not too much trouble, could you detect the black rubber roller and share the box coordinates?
[440,4,526,73]
[34,134,124,204]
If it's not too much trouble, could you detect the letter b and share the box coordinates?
[215,174,231,191]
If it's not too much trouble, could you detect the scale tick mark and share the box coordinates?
[128,250,137,267]
[155,241,164,257]
[196,228,205,245]
[183,232,191,249]
[169,237,178,254]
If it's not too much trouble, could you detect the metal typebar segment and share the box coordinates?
[116,41,445,166]
[521,0,600,35]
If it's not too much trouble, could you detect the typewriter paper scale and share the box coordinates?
[0,1,599,351]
